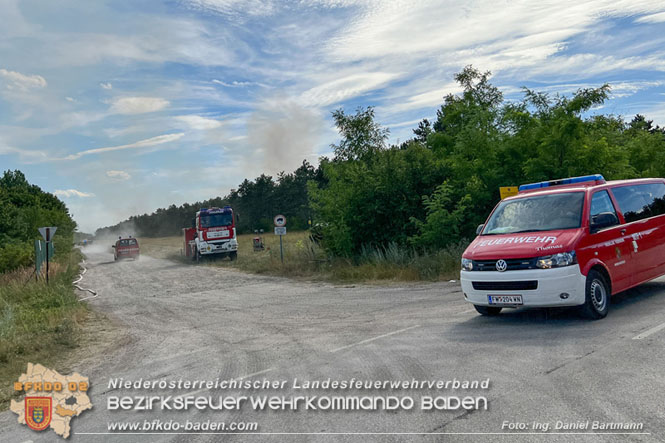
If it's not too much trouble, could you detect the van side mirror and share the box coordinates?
[111,245,115,248]
[590,212,619,233]
[476,224,485,235]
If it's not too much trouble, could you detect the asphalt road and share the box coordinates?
[2,247,665,442]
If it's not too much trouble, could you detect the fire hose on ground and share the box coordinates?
[74,260,98,301]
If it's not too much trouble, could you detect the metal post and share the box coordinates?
[46,239,49,284]
[280,234,283,264]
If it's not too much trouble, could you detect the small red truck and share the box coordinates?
[183,206,238,261]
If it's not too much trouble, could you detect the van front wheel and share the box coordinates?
[580,269,609,319]
[474,305,502,316]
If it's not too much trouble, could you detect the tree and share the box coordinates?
[0,170,77,272]
[331,106,389,161]
[413,119,432,143]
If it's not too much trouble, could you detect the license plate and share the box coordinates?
[208,230,230,238]
[488,295,523,305]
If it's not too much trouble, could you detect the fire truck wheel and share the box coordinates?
[229,251,237,261]
[580,269,609,319]
[474,305,502,316]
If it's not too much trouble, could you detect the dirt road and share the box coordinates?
[2,247,665,442]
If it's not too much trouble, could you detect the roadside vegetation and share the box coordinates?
[139,233,465,282]
[98,66,665,278]
[0,170,90,409]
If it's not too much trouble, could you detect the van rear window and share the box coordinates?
[611,183,665,223]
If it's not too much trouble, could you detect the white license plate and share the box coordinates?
[208,230,230,238]
[488,295,523,305]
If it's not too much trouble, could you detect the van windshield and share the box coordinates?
[483,192,585,235]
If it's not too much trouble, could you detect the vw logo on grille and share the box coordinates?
[495,259,508,272]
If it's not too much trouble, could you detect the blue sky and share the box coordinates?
[1,0,665,232]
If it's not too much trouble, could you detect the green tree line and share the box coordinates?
[0,170,77,273]
[97,66,665,257]
[94,160,324,238]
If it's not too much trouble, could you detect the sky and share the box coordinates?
[1,0,665,233]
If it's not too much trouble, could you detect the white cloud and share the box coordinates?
[175,115,223,130]
[65,96,75,102]
[100,82,113,90]
[212,79,256,87]
[300,72,399,106]
[0,144,50,163]
[186,0,276,17]
[109,96,170,114]
[325,1,663,63]
[106,170,131,180]
[388,83,461,113]
[64,133,185,160]
[54,189,95,198]
[0,68,47,91]
[635,11,665,23]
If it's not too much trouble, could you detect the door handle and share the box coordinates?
[620,229,626,235]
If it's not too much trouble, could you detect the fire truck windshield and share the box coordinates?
[200,213,233,228]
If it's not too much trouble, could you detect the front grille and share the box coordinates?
[472,281,538,291]
[472,258,538,271]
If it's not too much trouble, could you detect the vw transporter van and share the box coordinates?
[460,175,665,319]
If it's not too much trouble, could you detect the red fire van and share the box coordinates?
[113,237,140,261]
[460,175,665,319]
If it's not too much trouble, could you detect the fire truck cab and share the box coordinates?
[184,206,238,261]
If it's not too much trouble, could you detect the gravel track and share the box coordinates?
[2,247,665,442]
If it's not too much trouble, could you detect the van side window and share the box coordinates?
[612,183,665,223]
[590,190,619,230]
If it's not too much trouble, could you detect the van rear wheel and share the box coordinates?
[474,305,502,316]
[580,269,609,319]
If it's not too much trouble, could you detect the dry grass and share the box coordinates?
[139,232,464,283]
[0,250,89,410]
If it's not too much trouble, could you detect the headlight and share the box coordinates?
[536,251,576,269]
[461,258,473,271]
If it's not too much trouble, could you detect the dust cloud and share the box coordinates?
[246,98,324,175]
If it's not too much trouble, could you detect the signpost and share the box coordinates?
[38,227,57,284]
[274,215,286,264]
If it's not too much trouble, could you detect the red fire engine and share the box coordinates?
[183,206,238,261]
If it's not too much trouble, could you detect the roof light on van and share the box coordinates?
[518,174,605,192]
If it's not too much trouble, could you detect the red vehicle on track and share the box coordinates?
[461,174,665,319]
[113,237,140,261]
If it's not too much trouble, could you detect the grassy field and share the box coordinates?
[0,250,89,409]
[139,231,464,283]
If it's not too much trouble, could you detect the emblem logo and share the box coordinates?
[25,397,52,431]
[495,259,508,272]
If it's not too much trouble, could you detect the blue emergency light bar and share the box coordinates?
[518,174,605,192]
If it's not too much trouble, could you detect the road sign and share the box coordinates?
[37,227,57,284]
[499,186,519,200]
[38,226,57,242]
[274,214,287,227]
[274,227,287,235]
